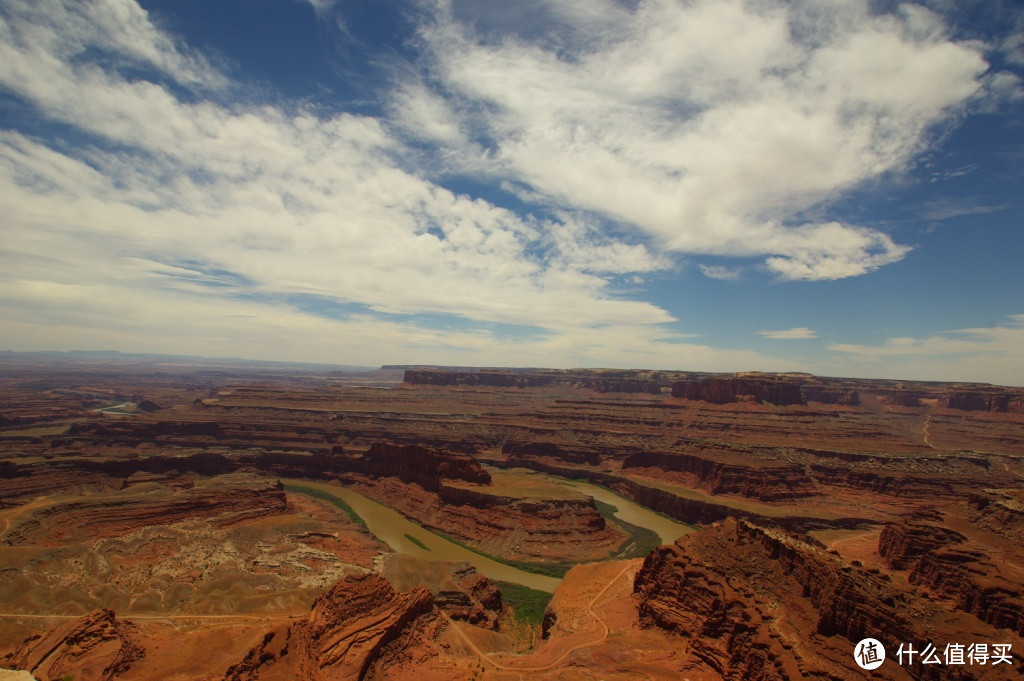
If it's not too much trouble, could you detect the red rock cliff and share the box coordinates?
[672,376,806,406]
[634,519,1018,680]
[359,442,491,489]
[622,450,815,500]
[2,609,144,681]
[224,573,436,681]
[880,520,1024,637]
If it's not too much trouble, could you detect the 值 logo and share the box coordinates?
[854,638,886,670]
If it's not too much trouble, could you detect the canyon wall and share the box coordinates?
[671,377,806,406]
[880,520,1024,637]
[634,519,1019,680]
[3,473,287,546]
[942,391,1024,413]
[622,450,815,500]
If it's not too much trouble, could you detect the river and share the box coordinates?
[284,472,695,594]
[549,477,696,545]
[284,479,561,592]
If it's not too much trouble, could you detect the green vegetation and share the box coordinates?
[586,480,698,530]
[284,484,368,531]
[594,497,667,559]
[610,515,663,559]
[404,533,431,551]
[432,531,571,578]
[495,580,553,626]
[593,499,619,518]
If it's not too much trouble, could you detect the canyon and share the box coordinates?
[1,357,1024,679]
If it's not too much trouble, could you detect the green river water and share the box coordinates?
[285,472,694,593]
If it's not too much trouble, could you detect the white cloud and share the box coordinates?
[698,264,741,282]
[1,0,770,372]
[305,0,339,15]
[388,80,463,145]
[408,0,990,280]
[0,257,789,370]
[0,0,225,91]
[0,0,1013,378]
[1002,31,1024,66]
[758,327,817,340]
[827,316,1024,385]
[0,0,677,339]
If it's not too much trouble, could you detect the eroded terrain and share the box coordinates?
[2,358,1024,679]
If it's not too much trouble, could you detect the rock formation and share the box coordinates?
[355,442,491,489]
[430,563,504,630]
[3,473,287,546]
[224,573,437,681]
[967,490,1024,543]
[403,368,672,393]
[942,390,1024,413]
[800,385,861,405]
[622,450,815,500]
[2,609,143,681]
[404,369,560,388]
[634,518,1022,680]
[343,474,623,564]
[880,520,1024,636]
[878,522,968,570]
[671,375,807,405]
[502,440,599,465]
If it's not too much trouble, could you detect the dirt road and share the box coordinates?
[448,562,635,673]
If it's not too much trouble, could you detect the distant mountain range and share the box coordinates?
[0,349,376,373]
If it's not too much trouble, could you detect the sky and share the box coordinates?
[1,0,1022,384]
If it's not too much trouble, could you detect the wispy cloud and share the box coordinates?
[758,327,817,340]
[828,315,1024,384]
[919,198,1009,220]
[698,264,742,282]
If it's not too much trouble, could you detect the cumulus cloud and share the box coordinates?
[406,0,989,280]
[758,327,817,340]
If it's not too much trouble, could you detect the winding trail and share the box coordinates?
[922,414,937,449]
[447,562,635,673]
[0,497,53,539]
[1001,462,1024,479]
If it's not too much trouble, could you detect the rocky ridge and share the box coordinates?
[880,520,1024,637]
[2,473,287,546]
[223,573,437,681]
[634,518,1023,680]
[2,609,143,681]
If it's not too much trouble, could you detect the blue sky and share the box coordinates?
[1,0,1022,384]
